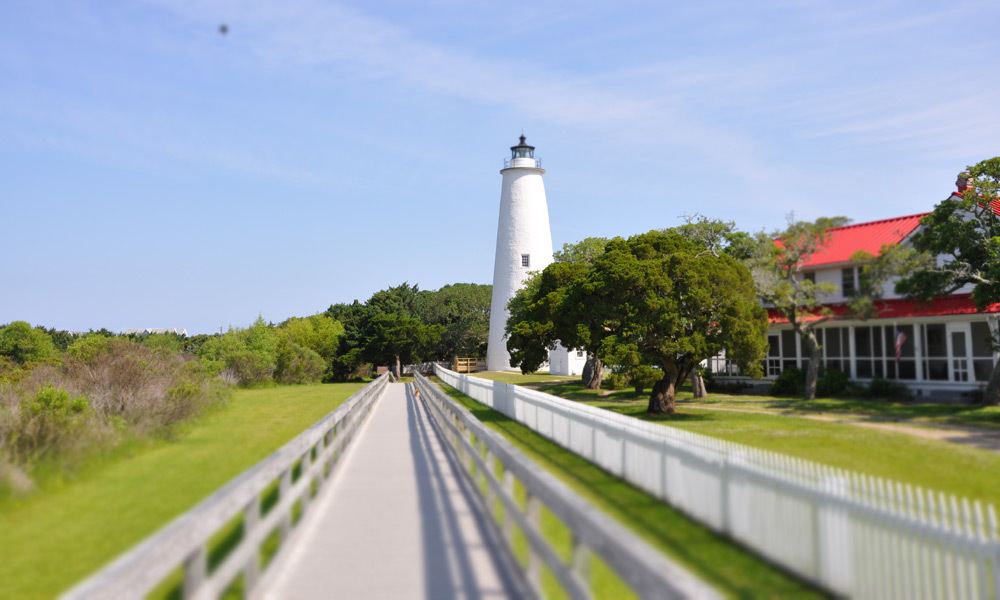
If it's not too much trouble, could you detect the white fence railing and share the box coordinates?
[434,365,1000,599]
[414,372,720,599]
[63,373,392,600]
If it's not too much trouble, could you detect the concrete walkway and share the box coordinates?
[262,383,523,599]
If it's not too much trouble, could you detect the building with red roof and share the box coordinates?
[710,184,999,400]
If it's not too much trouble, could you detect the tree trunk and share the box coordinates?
[690,370,706,398]
[394,355,401,379]
[582,356,604,389]
[984,359,1000,405]
[803,333,821,400]
[647,376,677,414]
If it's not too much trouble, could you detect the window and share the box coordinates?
[766,334,781,377]
[803,271,816,283]
[922,324,948,380]
[576,350,584,357]
[820,327,849,373]
[841,267,856,297]
[521,254,530,268]
[971,322,995,382]
[781,329,797,371]
[855,325,915,380]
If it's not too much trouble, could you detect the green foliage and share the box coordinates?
[816,368,850,397]
[629,365,660,395]
[604,371,630,390]
[274,343,326,384]
[898,157,1000,308]
[0,322,58,365]
[25,386,89,418]
[770,367,805,396]
[508,225,768,412]
[197,317,279,386]
[67,334,117,361]
[553,237,609,264]
[867,377,911,400]
[414,283,492,359]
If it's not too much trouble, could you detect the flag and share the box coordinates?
[895,328,908,362]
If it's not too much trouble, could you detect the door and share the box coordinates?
[946,323,973,382]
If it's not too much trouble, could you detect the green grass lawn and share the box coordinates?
[0,382,363,599]
[431,377,822,598]
[471,373,1000,506]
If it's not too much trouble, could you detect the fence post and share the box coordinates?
[570,532,590,592]
[526,492,543,594]
[182,544,208,598]
[243,496,261,591]
[279,467,293,541]
[502,470,516,544]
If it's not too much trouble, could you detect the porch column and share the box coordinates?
[848,325,857,379]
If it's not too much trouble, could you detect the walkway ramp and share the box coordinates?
[262,383,524,599]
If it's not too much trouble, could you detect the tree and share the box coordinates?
[590,230,767,413]
[897,157,1000,404]
[362,312,442,377]
[507,238,613,388]
[414,283,491,361]
[0,322,58,365]
[749,217,849,400]
[358,283,442,376]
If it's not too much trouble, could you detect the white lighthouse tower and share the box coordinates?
[486,135,554,371]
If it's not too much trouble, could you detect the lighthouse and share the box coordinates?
[486,135,554,371]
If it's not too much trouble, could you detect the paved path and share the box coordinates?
[263,383,523,599]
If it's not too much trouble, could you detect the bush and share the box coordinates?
[769,367,804,396]
[630,365,661,395]
[0,321,57,365]
[275,343,326,384]
[867,377,911,400]
[604,371,631,390]
[1,338,227,496]
[816,368,850,397]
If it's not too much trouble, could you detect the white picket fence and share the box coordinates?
[435,364,1000,599]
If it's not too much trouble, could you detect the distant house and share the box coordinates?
[710,182,998,400]
[122,328,189,336]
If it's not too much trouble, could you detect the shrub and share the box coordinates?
[13,386,93,462]
[816,368,850,397]
[867,377,911,400]
[630,365,661,395]
[605,371,630,390]
[0,321,57,365]
[769,367,804,396]
[275,343,325,384]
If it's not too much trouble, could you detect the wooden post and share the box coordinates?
[243,497,261,591]
[570,532,590,591]
[279,468,293,540]
[182,544,208,599]
[526,493,542,594]
[502,471,516,545]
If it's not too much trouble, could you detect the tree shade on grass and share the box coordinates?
[430,378,821,598]
[475,373,1000,507]
[0,383,363,599]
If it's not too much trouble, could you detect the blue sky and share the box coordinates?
[2,1,998,334]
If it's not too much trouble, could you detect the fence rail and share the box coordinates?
[414,371,720,599]
[63,373,392,600]
[434,364,1000,599]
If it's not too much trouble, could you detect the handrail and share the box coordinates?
[413,371,720,600]
[62,373,392,600]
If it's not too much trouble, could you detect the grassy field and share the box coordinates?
[472,372,1000,506]
[0,382,363,599]
[431,376,822,598]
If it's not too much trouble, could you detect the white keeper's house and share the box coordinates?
[710,180,999,400]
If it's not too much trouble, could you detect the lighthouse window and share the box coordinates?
[521,254,530,267]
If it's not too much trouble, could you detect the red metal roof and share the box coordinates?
[784,213,928,268]
[768,294,1000,324]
